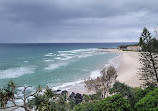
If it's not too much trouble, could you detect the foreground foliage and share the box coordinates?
[135,88,158,111]
[0,81,42,111]
[1,82,158,111]
[109,81,135,108]
[74,94,132,111]
[0,82,70,111]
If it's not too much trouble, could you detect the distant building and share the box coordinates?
[118,45,142,51]
[127,46,142,51]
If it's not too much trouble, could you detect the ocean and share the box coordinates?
[0,43,135,90]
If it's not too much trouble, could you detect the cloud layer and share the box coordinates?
[0,0,158,43]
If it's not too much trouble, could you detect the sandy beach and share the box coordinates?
[100,48,142,87]
[116,50,142,87]
[67,49,142,94]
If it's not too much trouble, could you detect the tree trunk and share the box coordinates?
[149,52,158,85]
[24,107,29,111]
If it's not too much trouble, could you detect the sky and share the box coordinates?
[0,0,158,43]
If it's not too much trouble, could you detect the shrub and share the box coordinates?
[134,86,155,103]
[109,81,136,108]
[135,88,158,111]
[74,94,132,111]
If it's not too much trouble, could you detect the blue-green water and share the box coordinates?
[0,43,135,89]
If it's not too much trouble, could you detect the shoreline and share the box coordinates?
[65,49,142,94]
[116,50,142,87]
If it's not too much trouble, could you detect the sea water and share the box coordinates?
[0,43,135,90]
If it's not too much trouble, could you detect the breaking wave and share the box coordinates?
[0,66,35,79]
[45,62,68,70]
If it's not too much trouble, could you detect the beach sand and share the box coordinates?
[67,49,142,94]
[116,50,142,87]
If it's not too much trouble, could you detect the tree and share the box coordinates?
[84,66,117,98]
[134,86,155,103]
[139,27,158,87]
[82,90,102,103]
[109,81,136,108]
[29,87,68,111]
[0,81,16,108]
[30,94,49,111]
[135,88,158,111]
[0,82,71,111]
[0,81,41,111]
[73,94,132,111]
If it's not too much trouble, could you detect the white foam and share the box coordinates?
[58,48,96,54]
[45,53,53,57]
[90,70,101,79]
[49,80,84,90]
[59,54,74,56]
[55,57,62,60]
[44,59,54,62]
[45,62,68,70]
[72,48,96,52]
[108,54,121,68]
[45,54,53,57]
[57,48,102,61]
[55,55,74,61]
[77,54,92,58]
[60,56,73,60]
[58,50,76,53]
[24,61,28,63]
[0,67,35,79]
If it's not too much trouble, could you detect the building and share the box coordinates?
[127,46,142,51]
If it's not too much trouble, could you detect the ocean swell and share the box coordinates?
[0,66,35,79]
[45,62,68,70]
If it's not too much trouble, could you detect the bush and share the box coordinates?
[135,88,158,111]
[74,94,132,111]
[109,81,136,108]
[74,102,96,111]
[83,90,102,103]
[134,87,155,103]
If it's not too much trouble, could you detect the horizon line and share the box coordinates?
[0,42,138,44]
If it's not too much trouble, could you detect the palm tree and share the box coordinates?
[31,87,56,111]
[0,81,16,108]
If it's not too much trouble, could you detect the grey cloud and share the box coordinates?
[0,0,157,43]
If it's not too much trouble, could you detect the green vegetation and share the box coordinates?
[139,27,158,53]
[139,27,158,87]
[109,81,136,108]
[74,94,132,111]
[134,86,155,103]
[135,88,158,111]
[0,82,71,111]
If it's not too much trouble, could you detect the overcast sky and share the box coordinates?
[0,0,157,43]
